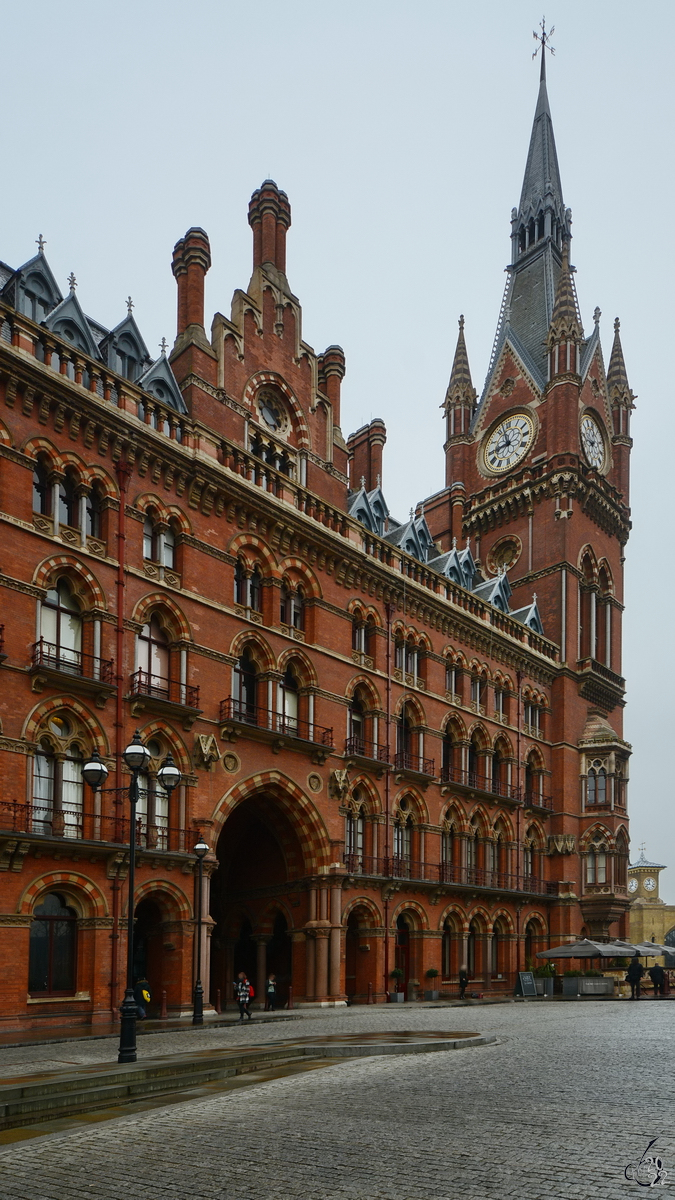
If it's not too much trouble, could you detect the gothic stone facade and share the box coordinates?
[0,61,633,1029]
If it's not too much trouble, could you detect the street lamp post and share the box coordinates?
[192,834,209,1025]
[84,733,181,1064]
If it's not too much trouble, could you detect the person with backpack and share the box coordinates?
[265,973,277,1011]
[234,971,253,1021]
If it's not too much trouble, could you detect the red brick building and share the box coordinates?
[0,54,633,1029]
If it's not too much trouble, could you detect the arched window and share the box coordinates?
[393,809,413,875]
[58,471,79,530]
[491,918,507,976]
[394,634,405,671]
[143,515,159,562]
[163,523,176,570]
[348,695,365,752]
[586,835,608,885]
[467,918,481,976]
[33,458,51,515]
[280,583,304,630]
[279,666,299,734]
[135,616,170,696]
[524,919,539,967]
[442,915,459,978]
[86,483,103,539]
[233,649,258,721]
[466,818,480,879]
[492,745,505,795]
[587,760,607,806]
[40,578,83,672]
[525,752,543,804]
[345,792,365,872]
[28,892,77,995]
[523,827,541,886]
[445,658,457,696]
[235,560,262,611]
[136,737,172,850]
[468,733,482,787]
[32,714,84,838]
[250,566,262,613]
[441,822,455,881]
[615,831,628,888]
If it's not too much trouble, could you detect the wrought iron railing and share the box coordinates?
[219,697,334,747]
[0,799,193,852]
[130,669,200,708]
[32,638,114,684]
[344,736,390,763]
[524,791,554,811]
[342,851,556,894]
[394,749,435,776]
[440,762,521,801]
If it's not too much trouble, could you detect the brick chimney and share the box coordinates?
[318,345,346,428]
[347,417,387,492]
[248,180,292,273]
[171,227,211,337]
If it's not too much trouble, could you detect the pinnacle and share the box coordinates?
[607,317,631,396]
[444,315,476,408]
[547,240,583,347]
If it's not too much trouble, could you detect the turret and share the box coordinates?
[606,317,635,500]
[546,240,583,379]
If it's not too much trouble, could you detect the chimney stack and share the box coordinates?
[347,417,387,492]
[318,345,346,427]
[171,227,211,337]
[248,180,292,273]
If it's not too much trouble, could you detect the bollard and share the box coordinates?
[160,989,168,1020]
[215,988,222,1015]
[287,984,293,1010]
[367,982,373,1005]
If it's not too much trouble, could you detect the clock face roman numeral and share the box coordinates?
[483,412,534,473]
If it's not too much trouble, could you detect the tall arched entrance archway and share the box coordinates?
[209,782,328,1006]
[132,891,188,1016]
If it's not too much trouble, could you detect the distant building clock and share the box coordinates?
[580,414,605,470]
[628,878,638,893]
[483,413,534,474]
[643,877,657,892]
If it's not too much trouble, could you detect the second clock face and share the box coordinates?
[483,413,535,474]
[643,877,657,892]
[581,414,605,469]
[627,878,638,893]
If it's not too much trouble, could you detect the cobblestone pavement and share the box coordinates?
[1,1001,673,1199]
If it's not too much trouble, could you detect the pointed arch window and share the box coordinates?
[40,578,83,672]
[586,836,608,885]
[587,760,607,807]
[279,666,299,734]
[28,892,78,995]
[466,820,480,878]
[86,483,103,539]
[280,583,304,630]
[393,811,413,875]
[233,649,258,722]
[135,616,170,696]
[33,458,51,516]
[345,793,365,872]
[143,515,159,562]
[32,716,84,839]
[441,823,455,882]
[136,738,170,850]
[58,472,79,529]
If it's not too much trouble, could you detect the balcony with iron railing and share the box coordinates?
[393,749,436,778]
[130,669,200,709]
[0,799,193,854]
[440,762,521,802]
[342,851,558,895]
[523,790,555,812]
[220,697,334,754]
[32,638,114,684]
[344,736,391,765]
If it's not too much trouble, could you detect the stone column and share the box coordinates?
[329,885,343,998]
[305,930,316,999]
[314,927,330,1000]
[254,936,268,1008]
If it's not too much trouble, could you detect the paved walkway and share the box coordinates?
[0,1001,672,1199]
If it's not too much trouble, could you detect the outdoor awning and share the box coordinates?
[536,939,639,959]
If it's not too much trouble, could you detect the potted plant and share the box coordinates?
[424,967,440,1001]
[533,962,555,996]
[389,967,404,1001]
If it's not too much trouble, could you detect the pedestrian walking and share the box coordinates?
[626,959,644,1000]
[648,963,666,997]
[265,973,277,1011]
[459,965,469,1001]
[133,977,152,1020]
[234,971,253,1021]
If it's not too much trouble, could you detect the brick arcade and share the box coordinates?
[0,50,634,1029]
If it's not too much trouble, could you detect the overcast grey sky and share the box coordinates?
[3,2,674,899]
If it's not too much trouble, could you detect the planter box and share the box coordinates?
[535,978,554,996]
[424,990,440,1001]
[580,977,614,995]
[389,991,405,1002]
[562,977,581,996]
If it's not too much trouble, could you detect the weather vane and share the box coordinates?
[532,16,555,64]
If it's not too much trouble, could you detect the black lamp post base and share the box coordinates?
[118,989,138,1063]
[192,981,204,1025]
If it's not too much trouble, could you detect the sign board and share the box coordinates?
[516,970,537,997]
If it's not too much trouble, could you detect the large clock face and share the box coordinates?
[627,878,638,893]
[643,877,657,892]
[483,413,535,474]
[580,414,605,469]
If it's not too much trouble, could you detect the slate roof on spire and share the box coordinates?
[444,315,476,409]
[547,240,583,345]
[606,318,631,397]
[518,65,565,229]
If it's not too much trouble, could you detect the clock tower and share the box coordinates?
[423,41,634,938]
[628,849,669,947]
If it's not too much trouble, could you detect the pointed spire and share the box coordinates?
[606,317,631,397]
[444,315,477,410]
[517,50,564,232]
[547,240,583,347]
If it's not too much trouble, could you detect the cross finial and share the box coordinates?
[126,295,134,314]
[532,16,555,81]
[159,337,168,354]
[36,234,46,253]
[593,306,601,327]
[452,536,457,548]
[614,316,621,334]
[360,475,366,489]
[465,536,471,549]
[376,473,381,486]
[409,507,415,522]
[458,314,465,331]
[67,272,77,292]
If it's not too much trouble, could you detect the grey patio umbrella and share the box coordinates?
[536,939,637,959]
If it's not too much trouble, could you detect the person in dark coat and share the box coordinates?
[133,977,151,1019]
[649,963,666,997]
[626,959,644,999]
[458,966,469,1000]
[265,974,277,1011]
